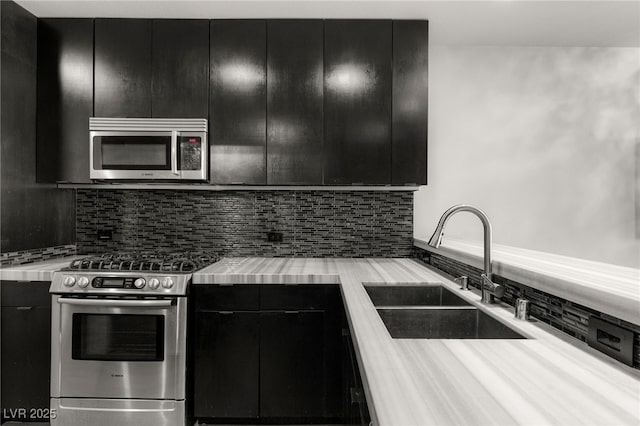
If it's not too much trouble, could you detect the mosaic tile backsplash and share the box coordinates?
[412,247,640,370]
[76,190,414,257]
[0,244,76,267]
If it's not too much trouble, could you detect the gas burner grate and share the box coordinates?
[67,251,220,273]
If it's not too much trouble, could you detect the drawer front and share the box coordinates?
[193,285,260,311]
[1,281,51,307]
[260,285,327,311]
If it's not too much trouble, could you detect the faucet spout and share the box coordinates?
[427,205,502,304]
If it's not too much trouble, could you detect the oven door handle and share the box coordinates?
[57,298,174,308]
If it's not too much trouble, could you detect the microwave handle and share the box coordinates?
[57,298,173,308]
[171,130,179,176]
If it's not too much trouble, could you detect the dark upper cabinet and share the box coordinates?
[267,20,323,185]
[392,21,428,185]
[94,19,152,118]
[210,20,267,184]
[42,18,427,186]
[324,20,393,184]
[36,19,93,183]
[1,1,36,66]
[94,19,210,119]
[151,19,209,118]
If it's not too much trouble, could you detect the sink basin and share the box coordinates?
[377,307,526,339]
[365,285,526,339]
[365,285,471,307]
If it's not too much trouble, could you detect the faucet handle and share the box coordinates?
[454,275,469,290]
[481,273,505,298]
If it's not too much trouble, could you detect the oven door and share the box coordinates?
[51,296,186,400]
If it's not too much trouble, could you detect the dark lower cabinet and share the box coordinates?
[191,284,348,423]
[260,311,326,419]
[0,281,51,423]
[193,311,259,418]
[343,328,371,426]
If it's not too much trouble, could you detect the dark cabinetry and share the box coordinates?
[266,20,324,185]
[343,327,371,425]
[0,281,51,422]
[192,285,260,419]
[40,18,427,186]
[324,20,393,184]
[210,20,267,184]
[194,311,260,418]
[260,311,326,418]
[152,19,209,118]
[36,19,93,183]
[94,19,152,118]
[94,18,209,119]
[392,20,429,185]
[191,285,343,422]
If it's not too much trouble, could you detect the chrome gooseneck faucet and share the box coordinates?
[427,205,505,304]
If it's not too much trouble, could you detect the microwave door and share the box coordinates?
[90,131,177,180]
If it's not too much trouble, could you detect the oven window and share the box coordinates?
[99,136,171,170]
[72,314,164,361]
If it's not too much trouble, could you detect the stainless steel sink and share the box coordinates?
[365,285,471,307]
[377,307,526,339]
[365,285,526,339]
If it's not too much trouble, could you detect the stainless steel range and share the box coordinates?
[49,252,218,426]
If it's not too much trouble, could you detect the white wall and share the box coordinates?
[414,46,640,268]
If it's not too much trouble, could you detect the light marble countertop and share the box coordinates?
[414,237,640,327]
[0,256,84,282]
[195,257,640,426]
[2,256,638,425]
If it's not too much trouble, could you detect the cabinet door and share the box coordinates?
[36,19,93,183]
[1,282,51,422]
[193,311,259,419]
[324,20,392,184]
[266,20,323,184]
[1,306,51,421]
[210,20,266,184]
[260,311,326,419]
[392,20,429,185]
[152,20,209,118]
[94,19,152,117]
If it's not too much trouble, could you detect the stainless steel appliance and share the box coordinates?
[50,252,218,426]
[90,118,208,181]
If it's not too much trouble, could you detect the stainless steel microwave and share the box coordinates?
[90,118,208,181]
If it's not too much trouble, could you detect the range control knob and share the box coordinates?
[62,276,76,287]
[148,278,160,290]
[77,276,90,288]
[161,277,175,289]
[134,278,146,289]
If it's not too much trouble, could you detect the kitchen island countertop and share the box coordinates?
[195,257,640,426]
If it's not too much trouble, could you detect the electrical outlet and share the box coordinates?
[97,230,113,241]
[267,232,283,242]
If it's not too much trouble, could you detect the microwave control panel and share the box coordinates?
[179,136,202,171]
